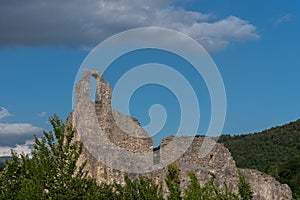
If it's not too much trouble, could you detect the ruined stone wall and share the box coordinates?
[240,169,292,200]
[160,136,236,170]
[74,70,153,153]
[158,136,292,200]
[69,70,292,200]
[70,70,153,183]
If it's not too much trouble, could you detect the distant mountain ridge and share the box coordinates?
[218,119,300,198]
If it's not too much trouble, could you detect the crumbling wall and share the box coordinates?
[69,70,292,200]
[70,70,153,182]
[160,136,236,170]
[240,169,292,200]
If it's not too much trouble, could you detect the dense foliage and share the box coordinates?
[0,163,4,172]
[219,119,300,199]
[0,115,253,199]
[237,172,253,200]
[165,163,253,200]
[165,163,181,200]
[0,115,100,199]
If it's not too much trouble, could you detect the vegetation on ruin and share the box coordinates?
[0,115,253,199]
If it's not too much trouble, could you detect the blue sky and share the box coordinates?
[0,0,299,154]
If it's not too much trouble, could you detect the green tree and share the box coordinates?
[166,162,181,200]
[276,157,300,199]
[184,173,239,200]
[184,173,207,200]
[0,114,255,199]
[238,172,253,200]
[0,115,100,199]
[114,176,164,200]
[0,163,5,172]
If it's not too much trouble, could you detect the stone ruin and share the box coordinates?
[67,70,292,200]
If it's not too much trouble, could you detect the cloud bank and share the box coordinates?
[0,0,259,52]
[0,140,34,157]
[0,107,43,147]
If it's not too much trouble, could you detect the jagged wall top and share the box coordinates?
[79,70,112,105]
[73,70,153,173]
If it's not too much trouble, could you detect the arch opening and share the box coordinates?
[90,76,97,100]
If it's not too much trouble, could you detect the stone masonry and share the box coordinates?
[68,70,292,200]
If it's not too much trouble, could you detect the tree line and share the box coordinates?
[219,119,300,199]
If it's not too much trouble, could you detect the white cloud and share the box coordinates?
[0,108,43,146]
[0,107,12,120]
[0,140,33,157]
[0,123,43,135]
[0,122,43,146]
[38,112,47,117]
[0,0,259,52]
[182,16,259,51]
[275,13,294,25]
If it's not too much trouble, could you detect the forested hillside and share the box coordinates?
[219,119,300,198]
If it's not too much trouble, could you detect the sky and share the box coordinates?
[0,0,299,155]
